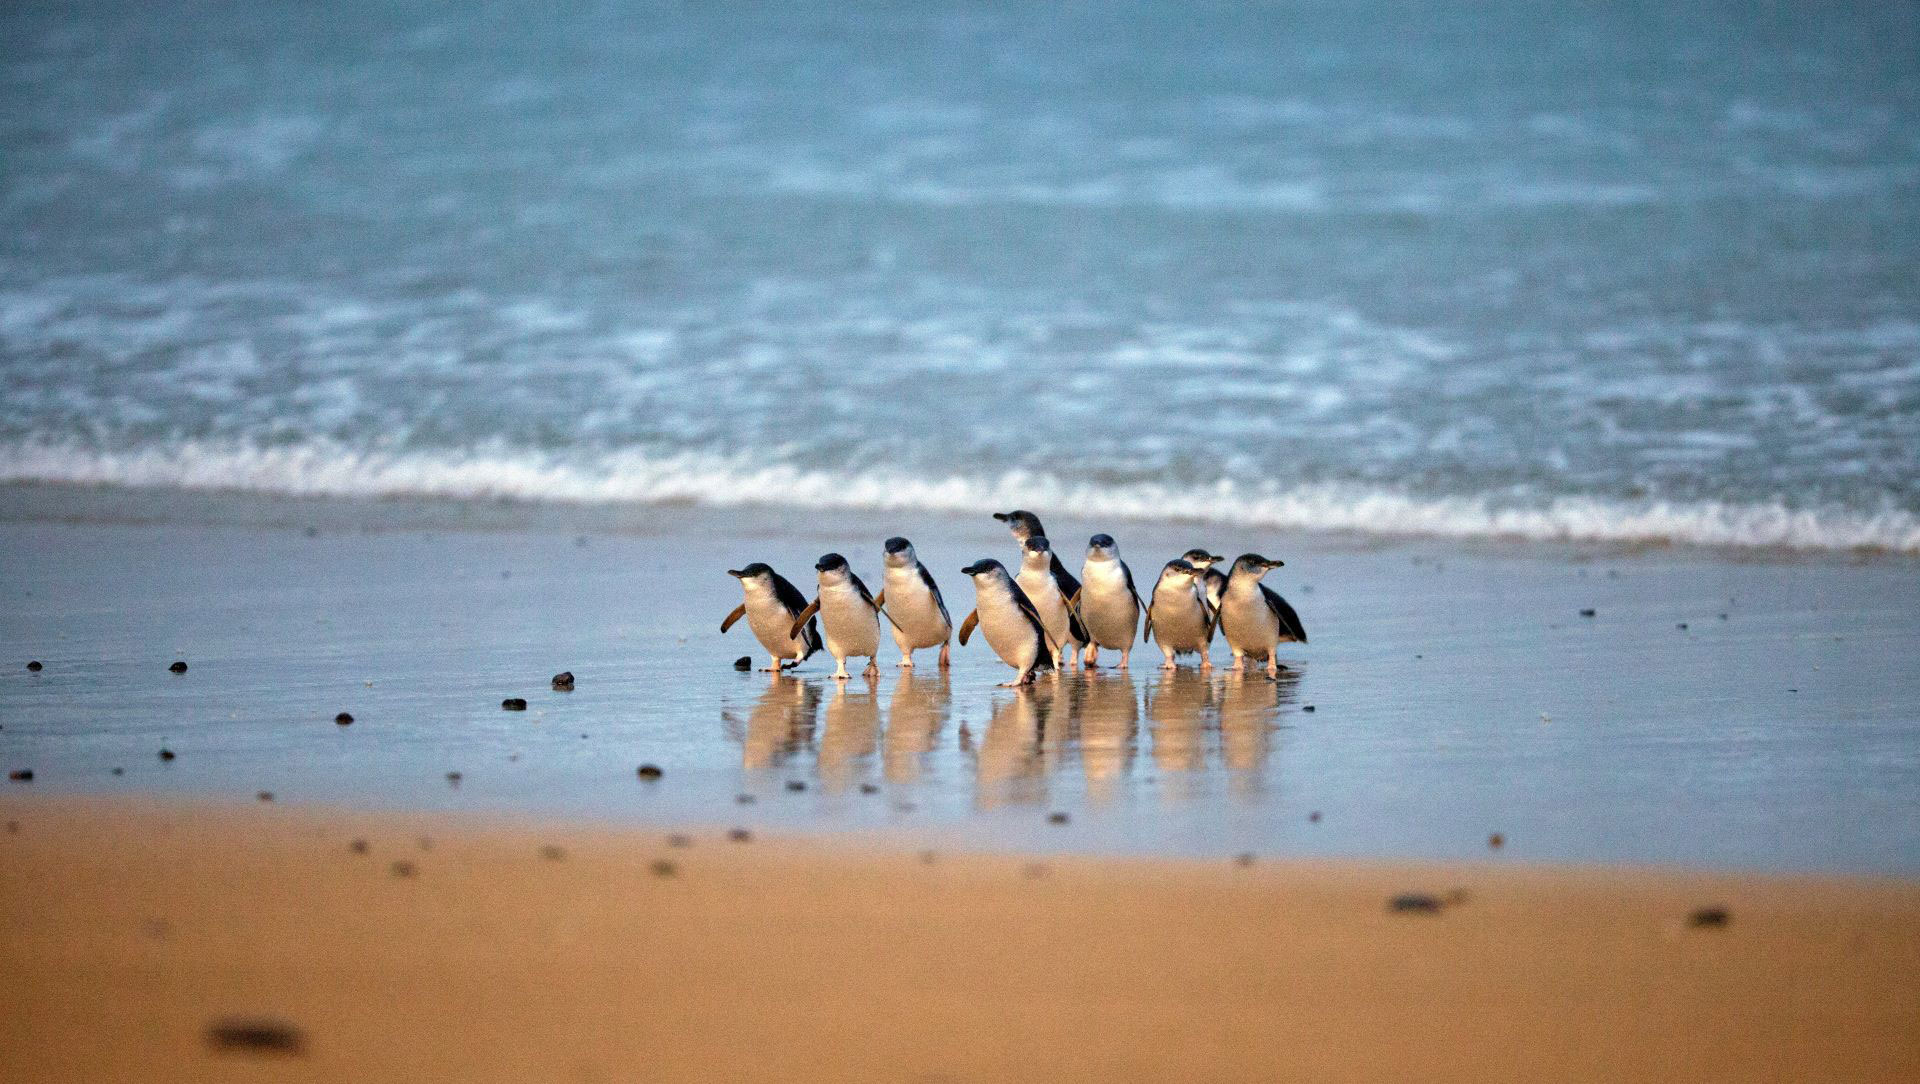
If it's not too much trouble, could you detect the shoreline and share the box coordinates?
[4,794,1917,1082]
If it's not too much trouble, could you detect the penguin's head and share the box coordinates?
[1018,535,1052,569]
[1231,553,1284,578]
[883,536,916,567]
[1181,548,1223,569]
[814,552,852,584]
[993,510,1044,541]
[1086,533,1119,561]
[728,562,777,591]
[1160,559,1199,584]
[961,559,1004,580]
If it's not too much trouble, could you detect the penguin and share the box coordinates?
[787,553,883,680]
[1146,559,1215,670]
[957,559,1056,686]
[877,536,953,669]
[993,509,1082,624]
[1218,554,1308,678]
[1015,535,1089,670]
[723,563,821,671]
[1180,549,1229,613]
[1073,534,1149,669]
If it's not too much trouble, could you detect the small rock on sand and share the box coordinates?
[8,769,32,782]
[667,834,692,848]
[1047,811,1070,825]
[26,661,42,672]
[1687,906,1731,928]
[636,764,663,780]
[1302,704,1316,713]
[256,791,273,802]
[551,671,575,691]
[735,793,756,804]
[540,845,566,861]
[445,772,462,785]
[785,780,807,792]
[349,839,369,854]
[390,860,416,878]
[205,1018,306,1056]
[733,656,752,671]
[158,748,176,761]
[650,859,677,877]
[1579,608,1597,617]
[169,661,188,674]
[1308,811,1322,823]
[110,767,124,776]
[728,828,752,842]
[1389,893,1444,914]
[334,712,354,726]
[859,783,880,794]
[501,698,527,711]
[1488,833,1505,849]
[1234,852,1256,867]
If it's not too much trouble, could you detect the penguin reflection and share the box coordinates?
[738,675,821,773]
[884,669,950,785]
[818,677,882,793]
[1218,669,1296,795]
[1076,671,1139,802]
[1146,668,1215,798]
[975,686,1050,809]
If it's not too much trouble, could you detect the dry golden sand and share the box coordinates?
[2,797,1917,1083]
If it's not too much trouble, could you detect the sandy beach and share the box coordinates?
[2,794,1916,1083]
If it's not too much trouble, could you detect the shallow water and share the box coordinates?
[3,512,1916,873]
[2,2,1918,551]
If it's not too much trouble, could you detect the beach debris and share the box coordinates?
[1488,832,1505,849]
[26,661,42,672]
[445,772,462,786]
[636,763,664,780]
[785,780,807,792]
[919,850,938,865]
[728,828,753,843]
[111,767,124,776]
[1048,811,1070,825]
[551,671,575,691]
[8,769,32,782]
[733,656,752,671]
[169,661,188,674]
[650,859,678,877]
[1234,852,1256,867]
[540,845,566,861]
[1677,622,1689,630]
[205,1018,307,1056]
[158,748,176,761]
[1687,906,1731,928]
[256,791,273,802]
[1388,893,1444,915]
[390,860,417,878]
[1302,704,1316,713]
[1308,811,1322,823]
[334,712,354,725]
[735,793,756,804]
[860,783,880,794]
[1579,608,1596,617]
[349,839,369,855]
[667,834,692,848]
[501,697,527,711]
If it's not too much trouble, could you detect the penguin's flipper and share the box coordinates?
[721,603,747,633]
[958,610,979,646]
[1142,602,1155,643]
[872,590,884,608]
[788,598,821,642]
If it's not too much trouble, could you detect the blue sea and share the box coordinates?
[3,1,1918,551]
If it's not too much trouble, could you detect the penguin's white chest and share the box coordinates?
[1015,566,1073,646]
[1220,584,1280,657]
[745,592,807,657]
[1152,585,1211,651]
[818,582,880,658]
[977,590,1043,669]
[882,566,949,648]
[1079,562,1138,647]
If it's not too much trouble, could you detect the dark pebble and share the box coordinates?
[1302,704,1316,713]
[1308,811,1322,823]
[785,780,807,792]
[1719,613,1729,620]
[735,793,757,805]
[158,748,176,761]
[9,769,32,782]
[256,791,273,802]
[390,860,416,878]
[859,783,880,795]
[169,661,188,674]
[111,767,124,776]
[1234,852,1256,867]
[501,698,527,711]
[650,859,677,877]
[205,1018,306,1056]
[1488,833,1505,849]
[551,671,575,691]
[349,839,369,855]
[334,712,354,726]
[1047,811,1070,825]
[733,656,752,671]
[1677,623,1689,630]
[667,834,692,848]
[727,828,752,843]
[540,845,566,861]
[445,772,462,785]
[26,661,43,672]
[636,764,663,780]
[1687,906,1731,928]
[919,850,938,865]
[1579,608,1597,618]
[1389,893,1444,914]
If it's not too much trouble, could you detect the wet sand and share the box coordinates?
[2,795,1916,1083]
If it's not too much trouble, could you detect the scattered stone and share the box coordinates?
[445,772,462,785]
[859,783,880,794]
[256,791,273,802]
[390,860,416,878]
[919,850,938,865]
[727,828,752,843]
[650,859,677,877]
[8,769,32,782]
[1687,906,1730,929]
[733,656,752,671]
[26,661,42,672]
[540,845,566,861]
[501,698,527,711]
[334,712,354,726]
[636,764,663,780]
[735,793,756,805]
[785,780,806,792]
[1718,613,1729,620]
[348,839,369,855]
[169,661,188,674]
[1579,608,1597,618]
[1234,852,1256,867]
[1677,622,1689,630]
[1047,811,1070,825]
[667,834,692,848]
[111,767,124,776]
[1389,893,1444,914]
[1302,704,1316,713]
[1308,811,1322,823]
[551,671,575,691]
[205,1018,306,1056]
[1488,832,1505,850]
[158,748,176,761]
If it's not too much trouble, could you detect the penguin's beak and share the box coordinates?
[991,512,1011,523]
[1264,558,1286,570]
[726,569,745,579]
[961,561,988,576]
[814,559,830,572]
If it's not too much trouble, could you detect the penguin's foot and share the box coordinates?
[1161,657,1176,670]
[897,656,914,667]
[1230,657,1246,672]
[1201,657,1214,671]
[1265,662,1280,678]
[864,661,879,677]
[938,643,952,670]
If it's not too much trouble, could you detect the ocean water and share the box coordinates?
[2,1,1918,552]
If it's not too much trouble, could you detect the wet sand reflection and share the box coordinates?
[884,670,949,784]
[818,677,881,793]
